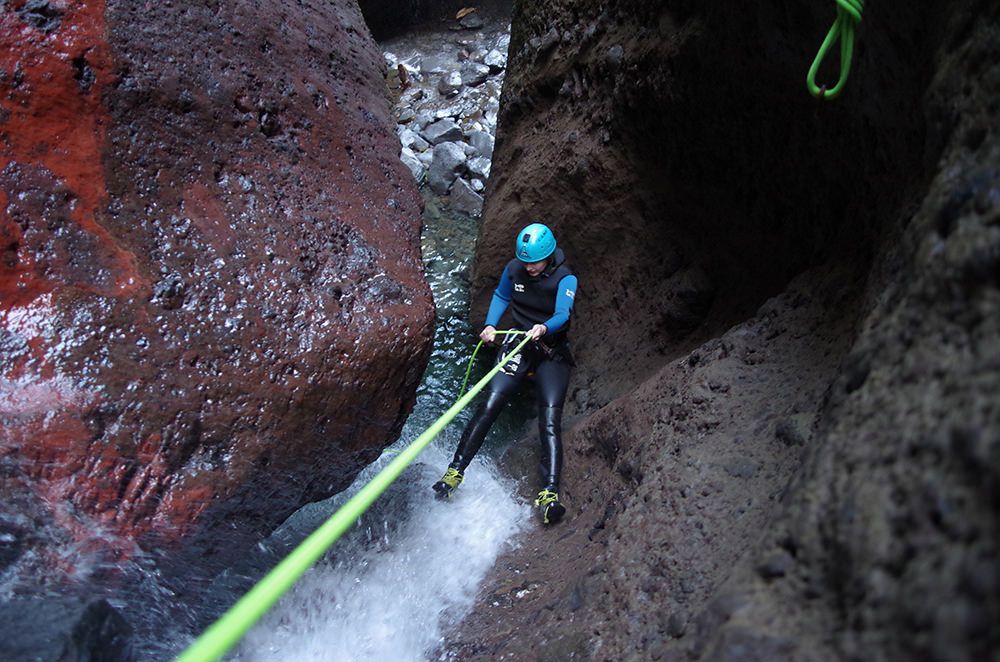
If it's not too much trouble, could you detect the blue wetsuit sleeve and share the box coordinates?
[543,274,577,333]
[484,265,513,327]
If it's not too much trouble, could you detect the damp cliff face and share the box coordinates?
[457,0,999,659]
[0,0,434,561]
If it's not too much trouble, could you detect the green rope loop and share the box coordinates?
[806,0,863,100]
[458,329,528,396]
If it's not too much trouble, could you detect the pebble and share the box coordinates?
[757,549,794,580]
[459,12,484,30]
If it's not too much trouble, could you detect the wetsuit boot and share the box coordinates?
[535,405,566,524]
[432,391,508,499]
[431,467,463,499]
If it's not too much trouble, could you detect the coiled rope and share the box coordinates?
[806,0,864,99]
[176,331,532,662]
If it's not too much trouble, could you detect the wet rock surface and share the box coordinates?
[0,0,433,572]
[449,0,1000,660]
[0,597,134,661]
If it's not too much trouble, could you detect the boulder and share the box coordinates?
[421,118,464,145]
[450,177,485,217]
[416,150,435,167]
[437,70,464,96]
[396,107,416,123]
[458,10,485,30]
[0,598,133,662]
[483,48,507,72]
[468,130,495,158]
[427,142,467,194]
[0,0,434,557]
[460,62,491,86]
[419,54,449,74]
[398,127,429,151]
[467,156,492,180]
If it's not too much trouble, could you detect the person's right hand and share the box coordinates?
[479,325,497,344]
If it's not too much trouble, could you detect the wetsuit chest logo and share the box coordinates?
[514,283,525,292]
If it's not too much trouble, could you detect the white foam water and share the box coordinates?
[233,439,529,662]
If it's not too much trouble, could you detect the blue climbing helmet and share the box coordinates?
[515,222,556,262]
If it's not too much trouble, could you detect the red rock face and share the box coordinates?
[0,0,434,553]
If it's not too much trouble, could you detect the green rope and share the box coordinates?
[176,332,534,662]
[458,329,527,396]
[806,0,864,100]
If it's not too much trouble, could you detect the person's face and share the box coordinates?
[524,258,548,277]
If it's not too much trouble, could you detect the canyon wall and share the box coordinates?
[456,0,999,659]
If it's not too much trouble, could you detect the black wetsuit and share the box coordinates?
[449,248,577,492]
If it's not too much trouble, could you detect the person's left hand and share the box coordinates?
[528,324,547,340]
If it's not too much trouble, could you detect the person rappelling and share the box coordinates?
[432,222,578,525]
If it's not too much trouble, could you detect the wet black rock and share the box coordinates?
[0,598,134,662]
[459,10,485,30]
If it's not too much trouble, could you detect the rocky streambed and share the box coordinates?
[382,6,511,218]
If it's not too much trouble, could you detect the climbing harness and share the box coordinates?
[806,0,864,100]
[458,329,528,396]
[176,331,532,662]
